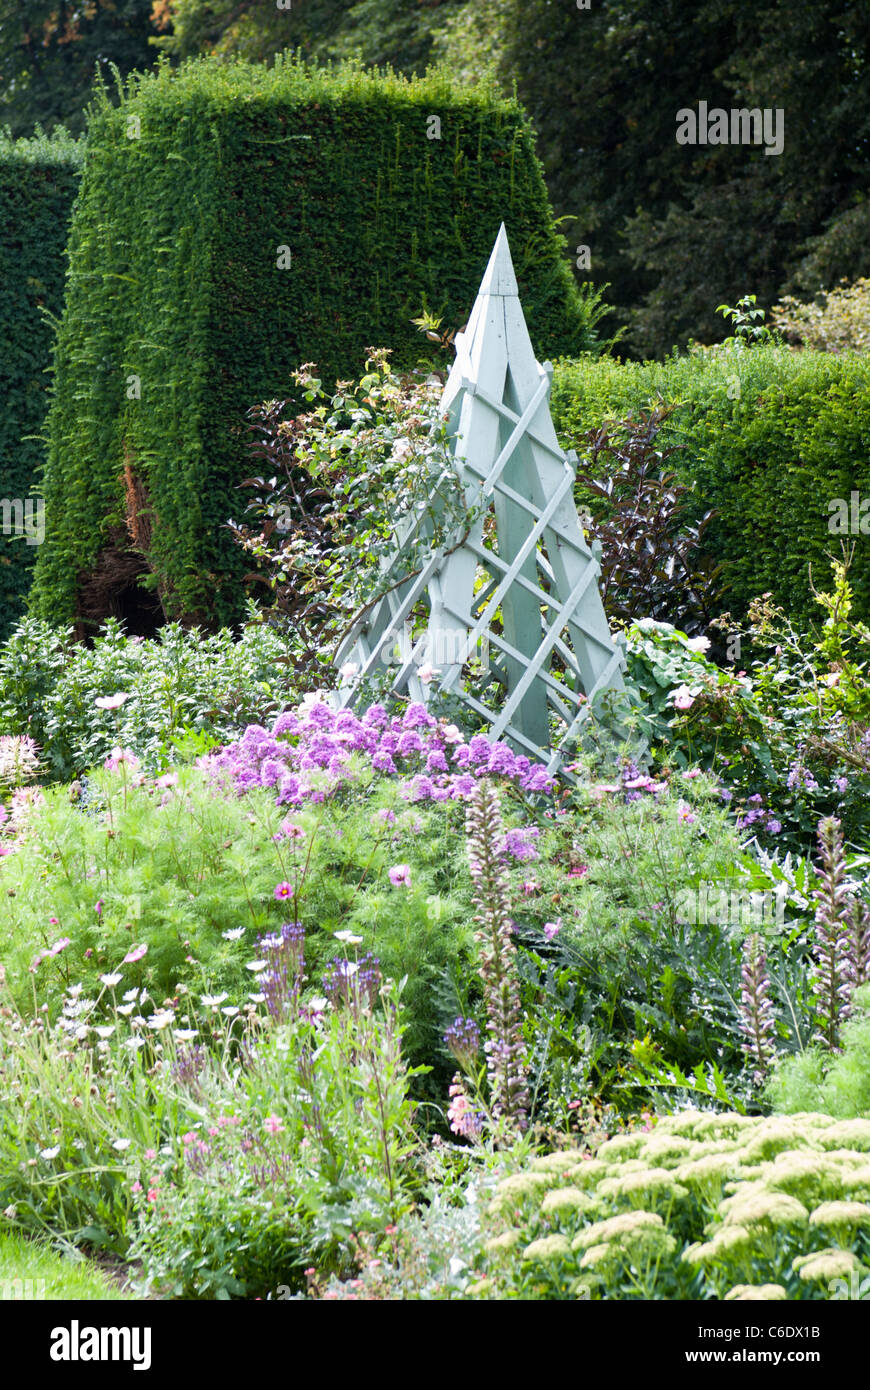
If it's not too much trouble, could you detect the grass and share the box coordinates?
[0,1231,132,1300]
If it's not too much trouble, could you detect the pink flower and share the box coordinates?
[155,773,178,789]
[131,1181,142,1194]
[521,880,539,896]
[104,746,140,772]
[144,1148,156,1161]
[682,768,702,780]
[388,863,412,887]
[48,937,71,956]
[568,865,588,879]
[672,685,695,711]
[264,1114,284,1135]
[677,800,696,825]
[123,944,148,964]
[146,1188,158,1203]
[543,919,562,942]
[181,1132,197,1146]
[279,819,305,839]
[274,881,294,901]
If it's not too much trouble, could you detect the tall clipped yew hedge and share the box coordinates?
[551,346,870,631]
[0,128,83,640]
[31,57,597,634]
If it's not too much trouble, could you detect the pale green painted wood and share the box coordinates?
[335,223,627,776]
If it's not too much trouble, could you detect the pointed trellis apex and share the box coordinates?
[335,224,627,779]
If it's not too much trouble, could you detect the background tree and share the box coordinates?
[0,1,157,135]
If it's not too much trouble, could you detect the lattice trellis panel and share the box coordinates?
[334,223,627,777]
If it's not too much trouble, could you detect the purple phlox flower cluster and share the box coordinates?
[323,952,382,1011]
[500,825,540,863]
[444,1016,480,1070]
[202,700,556,808]
[736,792,783,836]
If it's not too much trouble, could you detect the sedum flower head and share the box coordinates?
[821,1119,870,1151]
[484,1230,521,1255]
[523,1234,571,1262]
[487,1172,552,1214]
[540,1187,597,1217]
[596,1133,646,1161]
[724,1284,787,1301]
[531,1151,586,1174]
[579,1243,615,1269]
[793,1249,862,1282]
[674,1154,739,1187]
[683,1226,753,1264]
[808,1200,870,1229]
[597,1168,688,1203]
[572,1210,664,1251]
[722,1191,809,1228]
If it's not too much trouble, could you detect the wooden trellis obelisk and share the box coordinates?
[334,224,626,777]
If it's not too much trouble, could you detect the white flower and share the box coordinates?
[116,1003,136,1017]
[390,437,413,462]
[201,993,228,1008]
[122,988,140,1002]
[222,928,245,941]
[99,973,123,989]
[334,931,363,945]
[124,1037,146,1051]
[146,1011,174,1031]
[306,996,328,1012]
[685,635,711,653]
[40,1147,60,1160]
[247,993,266,1004]
[221,1006,240,1018]
[173,1028,198,1041]
[442,724,463,744]
[94,692,131,710]
[94,1026,116,1040]
[339,662,359,680]
[112,1138,132,1152]
[245,960,268,973]
[67,984,84,998]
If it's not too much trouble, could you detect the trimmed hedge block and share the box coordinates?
[551,346,870,631]
[0,128,83,641]
[31,57,596,634]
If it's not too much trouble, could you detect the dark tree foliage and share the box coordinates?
[0,1,157,136]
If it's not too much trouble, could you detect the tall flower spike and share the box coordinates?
[844,894,870,990]
[465,779,529,1131]
[810,817,853,1050]
[739,933,776,1085]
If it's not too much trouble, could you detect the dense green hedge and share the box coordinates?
[0,128,83,641]
[31,56,597,633]
[551,345,870,630]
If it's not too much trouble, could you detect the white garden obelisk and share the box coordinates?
[335,224,626,776]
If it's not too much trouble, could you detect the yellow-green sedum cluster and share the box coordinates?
[473,1111,870,1299]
